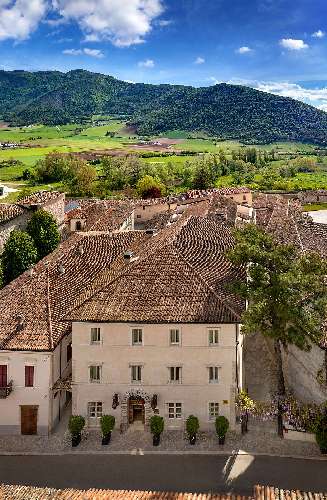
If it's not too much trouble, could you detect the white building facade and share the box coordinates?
[72,321,243,431]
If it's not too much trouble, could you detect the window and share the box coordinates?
[91,328,101,344]
[170,329,180,345]
[89,365,101,383]
[132,328,143,345]
[209,366,219,383]
[131,365,142,383]
[168,403,182,419]
[88,402,103,419]
[25,366,34,387]
[136,214,141,219]
[0,365,7,387]
[243,195,247,201]
[66,342,72,362]
[75,220,82,231]
[169,366,182,383]
[209,402,219,420]
[208,328,219,346]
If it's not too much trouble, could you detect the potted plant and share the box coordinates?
[215,416,229,445]
[68,415,85,447]
[186,415,199,445]
[150,415,164,446]
[100,415,115,445]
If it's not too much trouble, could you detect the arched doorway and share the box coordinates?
[128,396,145,425]
[121,389,152,431]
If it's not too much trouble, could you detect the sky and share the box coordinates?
[1,0,327,110]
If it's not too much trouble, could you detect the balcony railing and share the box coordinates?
[0,380,13,398]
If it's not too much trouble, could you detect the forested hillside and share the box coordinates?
[1,69,327,144]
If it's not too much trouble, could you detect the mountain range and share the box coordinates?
[1,69,327,144]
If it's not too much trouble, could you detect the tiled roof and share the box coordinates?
[65,201,134,232]
[0,484,252,499]
[18,191,63,206]
[0,203,25,224]
[0,231,146,351]
[66,203,245,324]
[255,486,327,500]
[1,485,326,500]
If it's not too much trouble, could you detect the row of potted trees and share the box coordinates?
[150,414,229,446]
[68,415,116,447]
[68,414,230,448]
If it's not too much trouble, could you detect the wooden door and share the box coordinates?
[21,405,38,435]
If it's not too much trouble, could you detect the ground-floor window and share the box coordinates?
[167,402,182,419]
[87,401,103,419]
[208,402,219,420]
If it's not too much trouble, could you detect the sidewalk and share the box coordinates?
[0,424,322,458]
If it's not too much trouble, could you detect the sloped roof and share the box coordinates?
[0,231,145,351]
[0,203,25,225]
[66,207,245,324]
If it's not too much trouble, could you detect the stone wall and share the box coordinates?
[0,212,30,253]
[41,194,65,225]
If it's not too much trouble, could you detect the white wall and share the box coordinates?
[0,351,52,435]
[72,322,240,431]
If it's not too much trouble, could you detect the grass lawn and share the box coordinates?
[302,202,327,211]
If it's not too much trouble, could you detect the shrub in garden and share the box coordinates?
[215,416,229,444]
[186,415,199,444]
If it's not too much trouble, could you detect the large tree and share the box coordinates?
[2,230,38,284]
[26,209,60,260]
[228,224,327,434]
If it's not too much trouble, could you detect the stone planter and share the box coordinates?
[218,435,225,445]
[72,433,81,447]
[102,432,111,445]
[153,434,160,446]
[189,434,196,445]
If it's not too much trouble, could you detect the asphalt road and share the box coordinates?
[0,454,326,495]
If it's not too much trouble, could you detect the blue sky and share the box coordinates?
[1,0,327,109]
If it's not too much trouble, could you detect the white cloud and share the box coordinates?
[208,76,220,85]
[0,0,47,41]
[52,0,164,47]
[236,46,252,54]
[223,78,327,111]
[62,48,82,55]
[279,38,309,50]
[138,58,154,68]
[158,19,172,27]
[63,47,104,57]
[195,56,205,64]
[312,29,325,38]
[83,47,104,58]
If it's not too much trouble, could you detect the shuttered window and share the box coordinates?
[0,365,7,387]
[25,366,34,387]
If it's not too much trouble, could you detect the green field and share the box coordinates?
[1,121,327,201]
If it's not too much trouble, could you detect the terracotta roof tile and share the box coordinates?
[18,191,63,206]
[0,203,25,224]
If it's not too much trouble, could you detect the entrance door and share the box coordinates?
[21,405,38,435]
[128,398,145,424]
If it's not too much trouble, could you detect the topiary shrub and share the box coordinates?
[215,416,229,437]
[186,415,199,437]
[100,415,115,437]
[68,415,85,437]
[150,415,164,436]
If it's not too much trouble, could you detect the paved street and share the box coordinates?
[0,454,326,495]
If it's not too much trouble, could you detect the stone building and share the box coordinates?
[0,191,65,252]
[67,203,245,432]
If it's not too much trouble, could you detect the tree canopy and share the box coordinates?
[228,224,327,397]
[26,209,60,260]
[2,230,38,284]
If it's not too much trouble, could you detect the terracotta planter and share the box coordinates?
[72,433,81,447]
[102,432,111,445]
[153,434,160,446]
